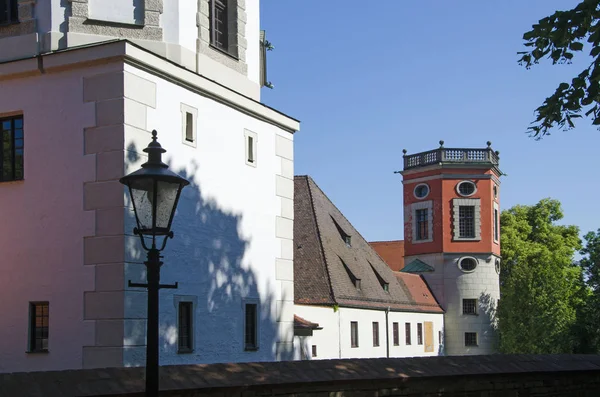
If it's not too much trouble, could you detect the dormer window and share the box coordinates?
[341,257,361,290]
[331,216,351,247]
[369,262,389,293]
[209,0,229,52]
[0,0,18,24]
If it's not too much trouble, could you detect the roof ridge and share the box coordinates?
[369,240,404,244]
[305,176,337,304]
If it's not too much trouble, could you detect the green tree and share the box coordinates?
[498,199,583,353]
[519,0,600,139]
[574,229,600,352]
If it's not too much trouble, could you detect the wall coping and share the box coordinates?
[1,355,600,396]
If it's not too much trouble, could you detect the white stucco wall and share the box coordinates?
[121,63,294,366]
[0,63,119,373]
[246,0,260,86]
[294,305,444,360]
[88,0,144,25]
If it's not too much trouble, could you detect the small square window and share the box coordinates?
[463,299,477,315]
[311,345,317,357]
[181,104,198,147]
[29,302,49,353]
[244,130,258,167]
[465,332,478,346]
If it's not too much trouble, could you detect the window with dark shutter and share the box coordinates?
[178,302,193,352]
[0,0,18,24]
[209,0,229,52]
[1,115,24,182]
[244,303,258,351]
[29,302,49,352]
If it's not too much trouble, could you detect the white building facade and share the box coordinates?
[0,0,299,373]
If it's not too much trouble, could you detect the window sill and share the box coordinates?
[244,347,259,352]
[0,178,24,184]
[413,238,433,244]
[0,20,20,28]
[177,349,194,354]
[453,237,481,242]
[84,18,144,29]
[26,349,49,354]
[209,43,240,61]
[350,346,358,349]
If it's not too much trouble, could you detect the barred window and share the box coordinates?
[416,208,429,240]
[465,332,478,346]
[29,302,49,352]
[459,206,475,238]
[209,0,229,52]
[462,299,477,315]
[1,115,24,182]
[0,0,18,24]
[178,302,193,352]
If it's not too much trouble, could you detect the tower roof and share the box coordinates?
[293,175,443,313]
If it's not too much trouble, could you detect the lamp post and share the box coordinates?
[119,130,189,397]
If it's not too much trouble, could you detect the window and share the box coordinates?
[465,332,478,347]
[0,0,18,24]
[1,115,24,182]
[457,180,476,197]
[405,322,411,345]
[383,283,389,292]
[181,104,197,147]
[458,257,477,272]
[178,302,193,352]
[494,207,499,242]
[495,259,501,274]
[459,206,475,238]
[372,322,380,347]
[209,0,229,52]
[493,184,498,198]
[350,321,359,347]
[416,208,429,240]
[311,345,317,357]
[244,130,257,167]
[417,323,423,345]
[341,257,361,290]
[413,183,429,199]
[332,216,352,247]
[29,302,49,352]
[244,303,258,351]
[369,262,389,292]
[393,322,399,346]
[462,299,477,315]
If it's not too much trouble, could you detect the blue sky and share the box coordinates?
[261,0,600,246]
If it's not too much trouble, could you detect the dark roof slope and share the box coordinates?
[294,176,443,313]
[370,240,405,271]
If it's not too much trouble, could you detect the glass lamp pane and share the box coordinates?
[155,180,181,229]
[129,178,155,230]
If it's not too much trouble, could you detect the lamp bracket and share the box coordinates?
[128,280,179,290]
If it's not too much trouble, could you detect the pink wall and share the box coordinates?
[0,62,122,372]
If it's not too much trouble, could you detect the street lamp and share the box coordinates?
[119,130,189,397]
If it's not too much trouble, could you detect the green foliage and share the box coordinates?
[518,0,600,139]
[497,199,584,353]
[575,229,600,352]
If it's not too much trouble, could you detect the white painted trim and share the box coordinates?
[180,103,198,148]
[244,129,257,167]
[413,183,430,200]
[457,256,478,273]
[411,200,433,244]
[456,180,477,197]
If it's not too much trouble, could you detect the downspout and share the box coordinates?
[338,309,342,359]
[385,307,390,358]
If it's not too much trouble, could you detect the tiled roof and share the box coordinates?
[369,240,405,271]
[294,315,321,329]
[401,258,434,273]
[294,176,443,313]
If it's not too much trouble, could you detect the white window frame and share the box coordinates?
[173,295,198,354]
[411,200,433,243]
[493,201,500,244]
[452,198,481,241]
[244,129,258,167]
[243,298,260,352]
[180,103,198,148]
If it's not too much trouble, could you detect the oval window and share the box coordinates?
[493,184,498,198]
[495,259,501,274]
[457,181,476,197]
[414,183,430,199]
[458,257,477,272]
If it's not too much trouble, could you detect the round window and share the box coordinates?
[414,183,430,199]
[495,259,501,274]
[457,181,476,197]
[458,257,477,272]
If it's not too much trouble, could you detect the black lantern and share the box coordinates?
[119,130,189,397]
[120,130,189,247]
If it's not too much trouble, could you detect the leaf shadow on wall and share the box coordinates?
[122,142,291,367]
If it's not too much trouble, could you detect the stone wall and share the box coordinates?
[2,355,600,396]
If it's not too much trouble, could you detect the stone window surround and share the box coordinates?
[67,0,163,41]
[173,295,198,354]
[244,129,257,167]
[411,200,433,244]
[457,256,478,273]
[198,0,248,76]
[180,103,198,148]
[452,198,481,241]
[456,180,477,197]
[0,0,36,40]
